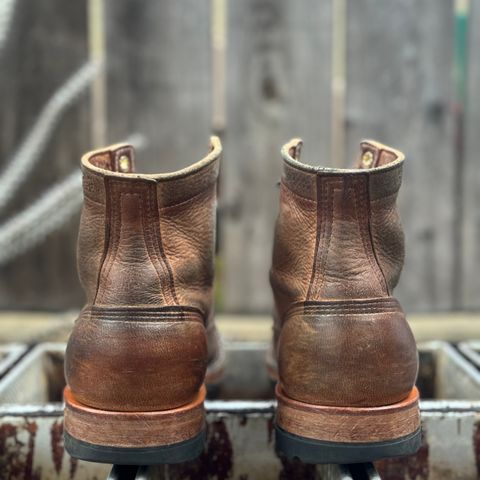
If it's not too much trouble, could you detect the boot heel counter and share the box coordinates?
[65,307,207,411]
[278,299,418,407]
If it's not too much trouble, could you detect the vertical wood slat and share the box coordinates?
[0,0,89,309]
[221,0,333,312]
[105,0,212,172]
[345,0,456,312]
[461,0,480,309]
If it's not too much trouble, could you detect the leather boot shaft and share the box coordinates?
[66,138,222,412]
[270,139,418,408]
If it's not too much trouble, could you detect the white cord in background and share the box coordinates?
[0,133,147,265]
[0,61,99,212]
[0,0,17,54]
[0,171,82,265]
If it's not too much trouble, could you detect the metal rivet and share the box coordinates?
[361,151,374,167]
[118,155,130,172]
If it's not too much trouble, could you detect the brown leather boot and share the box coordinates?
[64,137,223,464]
[270,139,421,464]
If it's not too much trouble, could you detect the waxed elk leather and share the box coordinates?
[269,139,418,408]
[65,137,223,412]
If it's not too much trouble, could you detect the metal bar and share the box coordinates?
[0,342,479,478]
[0,343,26,379]
[458,340,480,367]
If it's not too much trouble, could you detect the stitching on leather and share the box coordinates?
[353,177,388,294]
[365,176,391,295]
[306,177,323,299]
[96,180,175,306]
[301,300,399,306]
[106,182,124,284]
[141,188,169,303]
[319,181,335,297]
[96,181,123,301]
[288,303,402,317]
[143,186,170,304]
[307,177,326,298]
[87,305,205,325]
[301,310,399,315]
[310,179,327,298]
[362,178,388,291]
[90,312,193,316]
[285,297,401,316]
[89,318,202,324]
[92,178,112,304]
[302,312,399,317]
[149,185,179,306]
[89,311,201,318]
[309,178,337,299]
[149,186,178,305]
[102,189,165,303]
[89,313,203,323]
[89,305,203,314]
[301,307,399,313]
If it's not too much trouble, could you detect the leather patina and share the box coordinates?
[269,139,418,408]
[65,137,223,413]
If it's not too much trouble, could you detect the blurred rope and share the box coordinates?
[0,0,17,54]
[0,172,82,265]
[0,61,99,212]
[0,133,147,265]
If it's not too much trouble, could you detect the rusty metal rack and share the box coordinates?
[0,341,479,479]
[106,462,381,479]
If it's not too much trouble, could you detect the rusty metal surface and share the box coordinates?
[0,342,479,479]
[106,462,375,480]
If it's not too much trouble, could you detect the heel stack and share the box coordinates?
[64,385,206,464]
[275,384,421,464]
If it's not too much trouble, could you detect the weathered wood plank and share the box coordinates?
[0,0,89,309]
[105,0,212,171]
[461,0,480,309]
[345,0,456,312]
[222,0,332,312]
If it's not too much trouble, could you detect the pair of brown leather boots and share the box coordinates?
[64,136,421,465]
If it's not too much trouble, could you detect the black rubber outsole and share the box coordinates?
[275,426,422,464]
[64,429,206,465]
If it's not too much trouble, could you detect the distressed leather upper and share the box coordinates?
[270,139,418,407]
[66,137,222,412]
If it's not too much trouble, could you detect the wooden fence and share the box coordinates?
[0,0,478,314]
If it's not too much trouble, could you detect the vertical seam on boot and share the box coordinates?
[149,185,179,305]
[319,181,335,296]
[92,177,110,305]
[306,175,324,299]
[307,176,335,299]
[93,177,116,304]
[352,176,386,293]
[141,187,171,304]
[362,175,390,295]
